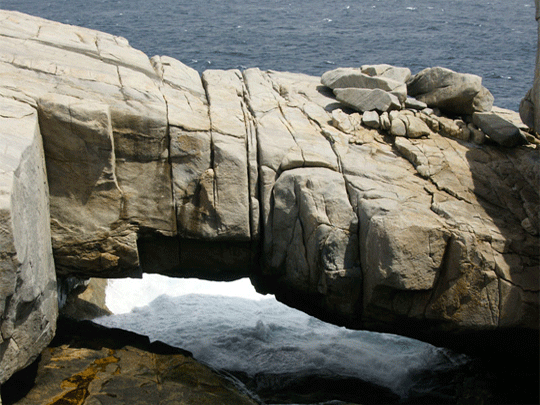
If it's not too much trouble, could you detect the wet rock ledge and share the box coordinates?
[0,8,538,400]
[1,318,257,405]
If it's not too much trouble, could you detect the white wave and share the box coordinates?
[106,275,271,314]
[97,289,468,397]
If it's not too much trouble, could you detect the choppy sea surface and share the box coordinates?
[1,0,537,110]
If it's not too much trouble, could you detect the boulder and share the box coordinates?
[331,108,363,134]
[362,110,380,129]
[322,68,407,102]
[402,115,432,138]
[334,88,401,113]
[473,112,529,147]
[407,67,494,115]
[404,97,428,110]
[468,123,486,144]
[361,64,412,83]
[0,98,57,384]
[390,115,407,137]
[380,112,391,130]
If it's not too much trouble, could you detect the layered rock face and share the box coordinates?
[0,9,539,385]
[0,98,57,384]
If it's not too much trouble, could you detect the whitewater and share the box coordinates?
[96,275,469,402]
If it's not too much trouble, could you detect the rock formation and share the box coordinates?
[1,318,258,405]
[0,98,57,385]
[0,9,538,388]
[520,0,540,134]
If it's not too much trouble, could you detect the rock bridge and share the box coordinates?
[0,10,538,385]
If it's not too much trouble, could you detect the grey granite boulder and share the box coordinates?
[334,88,401,113]
[361,64,412,83]
[473,112,529,147]
[407,67,494,115]
[362,110,380,129]
[322,68,407,102]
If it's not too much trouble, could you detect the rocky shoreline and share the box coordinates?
[0,8,539,404]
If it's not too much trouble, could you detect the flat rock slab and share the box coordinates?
[322,67,407,102]
[473,112,529,147]
[334,88,401,113]
[361,64,412,83]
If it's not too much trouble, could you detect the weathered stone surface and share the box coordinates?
[402,115,433,138]
[473,112,529,147]
[408,67,494,115]
[380,112,391,130]
[0,11,538,380]
[404,97,428,110]
[0,10,175,277]
[0,98,57,384]
[332,109,363,133]
[334,88,401,113]
[361,64,412,83]
[362,110,380,129]
[3,319,258,405]
[59,277,111,320]
[322,67,407,102]
[267,167,361,322]
[151,55,210,132]
[390,115,407,137]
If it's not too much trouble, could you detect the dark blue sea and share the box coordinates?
[1,1,538,404]
[1,0,537,110]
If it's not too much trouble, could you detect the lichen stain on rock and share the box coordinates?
[46,352,119,405]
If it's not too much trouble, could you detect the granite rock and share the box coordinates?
[0,11,538,384]
[407,67,494,115]
[473,112,529,147]
[361,64,412,83]
[322,67,407,102]
[362,110,380,129]
[2,319,258,405]
[334,88,401,113]
[0,98,57,384]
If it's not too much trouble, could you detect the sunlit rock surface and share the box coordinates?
[0,9,538,384]
[0,98,57,384]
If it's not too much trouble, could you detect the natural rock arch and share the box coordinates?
[0,9,538,386]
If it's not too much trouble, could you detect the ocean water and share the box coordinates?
[97,275,471,403]
[1,0,537,110]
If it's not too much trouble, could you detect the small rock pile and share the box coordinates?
[322,65,534,147]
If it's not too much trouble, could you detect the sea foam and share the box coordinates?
[97,276,468,399]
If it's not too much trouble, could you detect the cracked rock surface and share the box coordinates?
[0,10,538,381]
[0,97,57,384]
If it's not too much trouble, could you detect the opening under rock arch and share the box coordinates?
[92,275,479,404]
